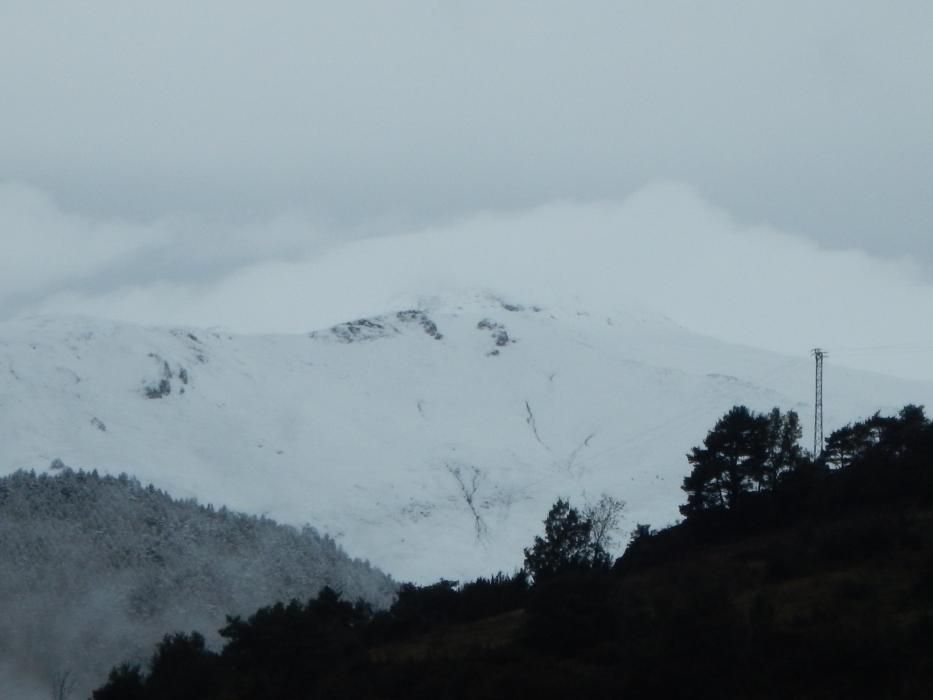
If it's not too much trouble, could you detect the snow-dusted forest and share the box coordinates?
[0,469,394,697]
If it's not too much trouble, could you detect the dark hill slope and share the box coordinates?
[93,406,933,699]
[356,503,933,699]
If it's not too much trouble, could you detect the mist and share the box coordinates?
[3,2,932,381]
[5,181,932,381]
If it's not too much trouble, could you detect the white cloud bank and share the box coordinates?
[6,181,933,382]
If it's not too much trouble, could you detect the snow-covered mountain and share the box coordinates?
[2,293,930,582]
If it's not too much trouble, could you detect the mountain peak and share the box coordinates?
[1,308,930,582]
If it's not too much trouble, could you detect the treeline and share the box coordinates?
[94,405,933,699]
[0,469,395,699]
[626,404,933,566]
[681,404,933,517]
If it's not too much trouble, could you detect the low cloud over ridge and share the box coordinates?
[6,181,933,382]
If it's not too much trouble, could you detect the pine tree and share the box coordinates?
[523,499,609,581]
[762,408,804,489]
[680,406,772,516]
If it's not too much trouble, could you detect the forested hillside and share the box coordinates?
[0,470,394,699]
[94,405,933,699]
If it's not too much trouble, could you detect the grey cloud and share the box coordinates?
[1,1,931,267]
[0,183,168,307]
[0,181,330,317]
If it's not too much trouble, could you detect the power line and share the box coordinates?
[570,356,813,476]
[824,344,933,355]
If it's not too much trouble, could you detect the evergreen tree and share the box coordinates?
[824,405,929,469]
[91,664,145,700]
[762,408,804,488]
[145,632,219,700]
[523,499,609,581]
[680,406,772,515]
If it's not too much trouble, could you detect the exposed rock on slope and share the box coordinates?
[1,297,930,584]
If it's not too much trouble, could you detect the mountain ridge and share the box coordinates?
[2,293,931,582]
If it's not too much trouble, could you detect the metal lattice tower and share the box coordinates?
[812,348,826,456]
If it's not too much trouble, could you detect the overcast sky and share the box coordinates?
[2,2,932,378]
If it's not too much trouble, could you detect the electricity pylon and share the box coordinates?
[812,348,826,456]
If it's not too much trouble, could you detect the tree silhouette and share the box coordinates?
[681,406,774,516]
[144,632,219,700]
[763,408,804,488]
[824,405,929,470]
[91,665,144,700]
[523,499,609,581]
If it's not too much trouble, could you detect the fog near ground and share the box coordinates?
[0,470,394,700]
